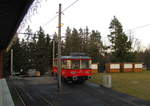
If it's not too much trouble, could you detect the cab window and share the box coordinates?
[81,60,90,69]
[71,60,80,69]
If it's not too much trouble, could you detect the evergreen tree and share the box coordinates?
[88,30,104,63]
[71,28,82,52]
[12,37,22,72]
[28,33,37,70]
[3,26,53,75]
[142,48,150,68]
[45,34,53,70]
[20,39,29,74]
[35,27,52,74]
[85,26,90,47]
[25,25,33,42]
[108,16,132,62]
[64,27,72,55]
[52,32,58,57]
[64,27,82,54]
[79,27,89,53]
[63,27,105,63]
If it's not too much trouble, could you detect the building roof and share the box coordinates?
[0,0,34,50]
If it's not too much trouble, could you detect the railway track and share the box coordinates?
[8,77,148,106]
[62,82,141,106]
[80,84,138,106]
[13,86,26,106]
[11,79,54,106]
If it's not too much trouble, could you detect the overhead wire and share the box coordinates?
[43,15,58,27]
[42,0,80,27]
[126,23,150,32]
[131,24,150,30]
[62,0,79,12]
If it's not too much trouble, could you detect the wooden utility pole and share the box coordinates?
[57,3,62,92]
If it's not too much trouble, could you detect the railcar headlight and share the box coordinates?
[85,71,89,73]
[62,72,65,75]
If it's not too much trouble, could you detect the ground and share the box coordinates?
[7,76,150,106]
[90,71,150,101]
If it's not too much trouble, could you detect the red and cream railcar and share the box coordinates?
[53,55,93,83]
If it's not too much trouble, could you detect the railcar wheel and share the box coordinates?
[78,79,85,84]
[63,77,73,84]
[74,79,85,84]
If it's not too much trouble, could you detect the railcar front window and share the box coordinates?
[81,60,90,69]
[71,60,80,69]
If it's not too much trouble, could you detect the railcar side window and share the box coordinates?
[62,60,71,69]
[62,60,67,69]
[67,60,71,69]
[71,60,80,69]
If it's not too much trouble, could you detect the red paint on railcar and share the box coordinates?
[52,55,94,82]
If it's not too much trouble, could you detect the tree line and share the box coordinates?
[3,16,150,76]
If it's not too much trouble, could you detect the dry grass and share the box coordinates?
[90,71,150,101]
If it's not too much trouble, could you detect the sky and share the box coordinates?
[19,0,150,48]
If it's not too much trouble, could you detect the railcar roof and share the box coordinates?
[61,56,91,59]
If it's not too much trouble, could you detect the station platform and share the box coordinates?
[0,79,14,106]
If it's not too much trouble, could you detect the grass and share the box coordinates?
[90,71,150,101]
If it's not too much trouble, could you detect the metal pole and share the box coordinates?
[58,3,62,92]
[11,49,13,77]
[52,38,55,77]
[53,39,55,68]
